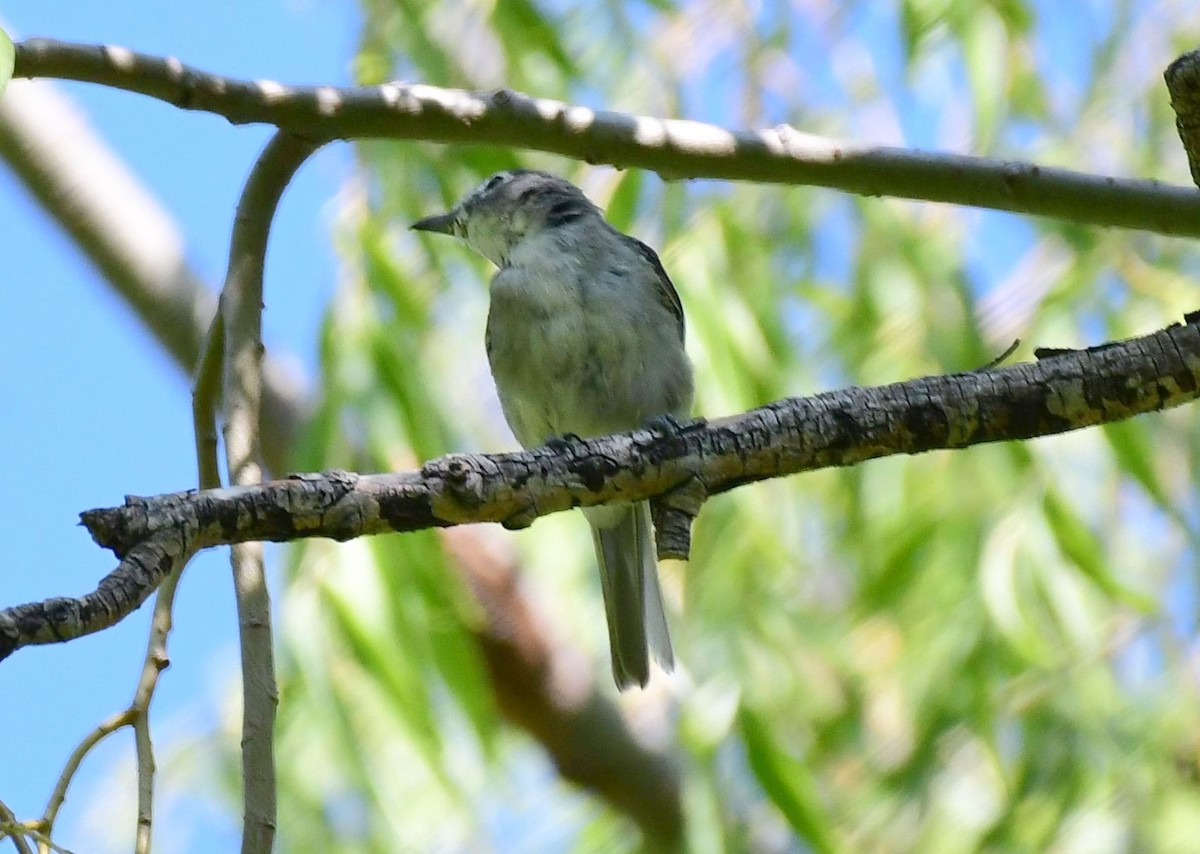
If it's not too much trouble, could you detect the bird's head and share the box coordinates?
[411,170,600,267]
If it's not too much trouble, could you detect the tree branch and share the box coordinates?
[128,563,178,854]
[36,708,135,847]
[3,314,1197,660]
[221,131,319,854]
[0,797,33,854]
[13,38,1200,238]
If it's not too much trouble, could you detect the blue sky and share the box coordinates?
[1,4,359,849]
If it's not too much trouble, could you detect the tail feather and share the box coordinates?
[636,503,674,673]
[588,501,674,689]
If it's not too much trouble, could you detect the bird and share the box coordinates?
[412,169,694,689]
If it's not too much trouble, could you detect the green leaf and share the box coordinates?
[957,5,1009,152]
[1102,419,1168,506]
[739,706,837,854]
[603,168,642,233]
[0,27,13,97]
[1042,489,1155,612]
[491,0,573,80]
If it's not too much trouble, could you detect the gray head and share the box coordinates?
[411,170,601,266]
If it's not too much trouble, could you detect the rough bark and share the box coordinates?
[4,314,1198,661]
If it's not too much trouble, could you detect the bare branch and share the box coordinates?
[40,710,136,835]
[4,315,1197,660]
[221,131,319,854]
[128,560,183,854]
[2,532,195,656]
[12,38,1200,237]
[0,798,33,854]
[192,310,225,488]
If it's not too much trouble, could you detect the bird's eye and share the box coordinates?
[484,174,507,192]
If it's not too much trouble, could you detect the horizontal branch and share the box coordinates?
[14,38,1200,237]
[3,316,1199,660]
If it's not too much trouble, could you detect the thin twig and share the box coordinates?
[18,539,185,854]
[193,307,225,488]
[40,710,135,834]
[221,131,321,854]
[0,798,33,854]
[12,38,1200,237]
[128,565,185,854]
[977,339,1021,371]
[23,826,75,854]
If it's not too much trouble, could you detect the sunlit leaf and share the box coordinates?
[1102,419,1168,506]
[1043,489,1156,612]
[959,5,1009,146]
[603,167,642,232]
[739,706,837,854]
[0,27,12,98]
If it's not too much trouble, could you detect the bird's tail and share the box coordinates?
[587,501,674,689]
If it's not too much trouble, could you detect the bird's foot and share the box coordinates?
[643,413,704,438]
[500,501,539,531]
[544,432,585,452]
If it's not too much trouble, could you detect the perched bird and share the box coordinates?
[412,170,694,689]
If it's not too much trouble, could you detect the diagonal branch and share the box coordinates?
[0,796,34,854]
[13,38,1200,237]
[3,314,1198,661]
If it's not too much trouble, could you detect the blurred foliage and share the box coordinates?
[0,24,13,98]
[202,0,1200,850]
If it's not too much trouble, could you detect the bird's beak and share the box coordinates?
[410,211,459,235]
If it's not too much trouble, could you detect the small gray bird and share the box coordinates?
[412,170,694,689]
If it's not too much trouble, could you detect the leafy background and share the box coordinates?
[5,0,1200,851]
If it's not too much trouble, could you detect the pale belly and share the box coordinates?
[486,303,689,449]
[486,306,605,447]
[483,248,693,450]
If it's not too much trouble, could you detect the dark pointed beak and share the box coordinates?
[410,211,458,235]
